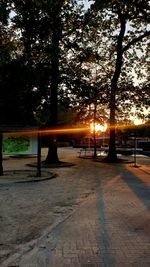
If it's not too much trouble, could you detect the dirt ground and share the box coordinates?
[0,148,149,264]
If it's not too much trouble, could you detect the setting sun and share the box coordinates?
[90,123,107,133]
[134,118,143,125]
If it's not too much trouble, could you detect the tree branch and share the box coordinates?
[123,31,150,52]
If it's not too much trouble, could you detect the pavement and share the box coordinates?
[1,148,150,267]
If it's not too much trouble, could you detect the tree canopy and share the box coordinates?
[0,0,149,162]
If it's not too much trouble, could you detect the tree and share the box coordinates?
[43,1,64,163]
[42,0,87,163]
[0,0,45,126]
[0,0,12,175]
[10,0,86,164]
[90,0,150,161]
[61,5,110,126]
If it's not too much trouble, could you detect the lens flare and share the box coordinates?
[2,121,149,136]
[3,126,89,136]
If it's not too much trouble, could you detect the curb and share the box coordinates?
[0,170,57,185]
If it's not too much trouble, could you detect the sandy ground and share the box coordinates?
[0,148,149,264]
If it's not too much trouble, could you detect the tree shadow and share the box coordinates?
[95,181,115,265]
[122,167,150,210]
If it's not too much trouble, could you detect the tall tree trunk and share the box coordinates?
[106,87,117,162]
[45,136,59,163]
[45,2,62,164]
[106,14,126,162]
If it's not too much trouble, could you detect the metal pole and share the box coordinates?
[37,132,41,177]
[133,134,137,167]
[0,133,3,175]
[93,104,97,158]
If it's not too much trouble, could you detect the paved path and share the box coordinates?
[3,150,150,267]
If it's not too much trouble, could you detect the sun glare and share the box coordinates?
[90,123,107,133]
[133,118,143,125]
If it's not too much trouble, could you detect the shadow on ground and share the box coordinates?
[123,167,150,210]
